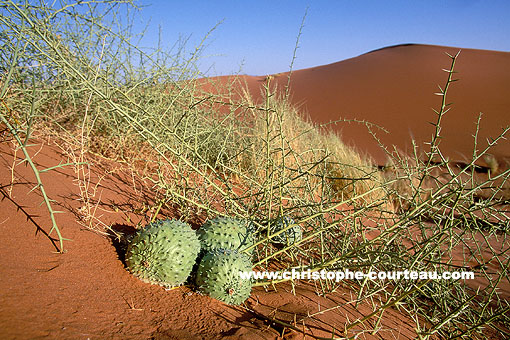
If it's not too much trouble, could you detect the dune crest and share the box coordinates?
[214,44,510,168]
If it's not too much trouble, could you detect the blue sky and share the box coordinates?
[133,0,509,76]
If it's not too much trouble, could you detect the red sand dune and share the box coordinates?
[207,44,510,168]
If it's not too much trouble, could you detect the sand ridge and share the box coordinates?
[208,44,510,168]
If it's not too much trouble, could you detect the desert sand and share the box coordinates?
[0,139,419,339]
[206,44,510,168]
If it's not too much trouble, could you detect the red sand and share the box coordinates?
[0,138,420,339]
[207,44,510,168]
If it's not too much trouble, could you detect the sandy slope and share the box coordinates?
[208,44,510,168]
[0,138,419,339]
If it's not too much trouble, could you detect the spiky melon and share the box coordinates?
[198,217,254,254]
[125,219,200,287]
[196,249,252,305]
[269,216,302,245]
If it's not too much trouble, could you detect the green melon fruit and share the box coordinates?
[125,219,200,287]
[198,217,254,254]
[196,249,252,305]
[269,216,302,245]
